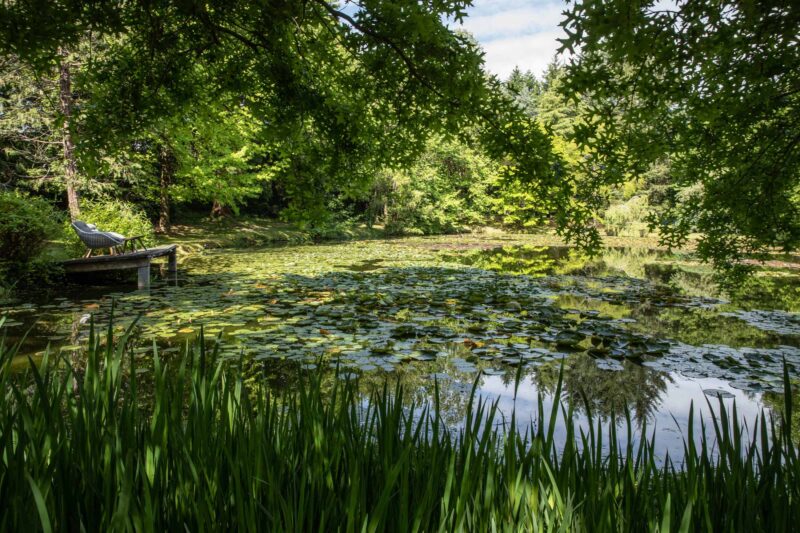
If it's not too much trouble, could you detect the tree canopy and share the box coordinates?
[2,0,594,238]
[559,0,800,274]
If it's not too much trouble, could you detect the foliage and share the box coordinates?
[0,56,63,192]
[109,100,280,220]
[501,67,542,116]
[536,62,581,140]
[367,137,499,235]
[496,63,597,234]
[3,1,493,197]
[498,133,583,232]
[729,273,800,313]
[0,189,62,262]
[62,199,155,255]
[0,0,585,246]
[603,195,652,237]
[0,190,64,294]
[172,106,279,213]
[4,0,797,274]
[560,0,800,273]
[1,320,799,530]
[1,256,66,292]
[498,61,677,243]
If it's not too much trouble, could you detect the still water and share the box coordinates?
[2,235,799,459]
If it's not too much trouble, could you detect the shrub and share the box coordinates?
[5,255,65,288]
[63,199,155,255]
[0,190,62,262]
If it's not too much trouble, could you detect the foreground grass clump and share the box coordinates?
[1,320,798,531]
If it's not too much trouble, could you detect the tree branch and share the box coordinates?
[309,0,445,100]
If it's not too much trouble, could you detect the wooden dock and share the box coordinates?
[62,245,178,289]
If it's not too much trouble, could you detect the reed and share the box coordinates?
[0,316,798,531]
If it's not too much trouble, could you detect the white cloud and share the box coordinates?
[454,0,569,79]
[481,30,565,78]
[460,5,564,39]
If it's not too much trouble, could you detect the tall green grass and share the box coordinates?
[1,316,798,531]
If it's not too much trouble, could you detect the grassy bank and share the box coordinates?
[158,215,386,253]
[1,318,798,531]
[157,215,677,253]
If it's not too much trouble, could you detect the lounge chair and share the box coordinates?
[71,220,145,257]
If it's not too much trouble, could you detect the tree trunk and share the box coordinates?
[210,199,231,219]
[156,144,175,233]
[59,48,81,220]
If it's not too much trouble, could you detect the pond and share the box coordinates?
[2,234,799,459]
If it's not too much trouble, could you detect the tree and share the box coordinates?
[502,67,542,117]
[365,135,499,234]
[1,1,494,166]
[2,44,98,219]
[536,62,580,140]
[0,56,63,196]
[57,47,80,219]
[1,0,597,245]
[559,0,800,275]
[89,94,279,231]
[496,62,599,233]
[171,102,278,221]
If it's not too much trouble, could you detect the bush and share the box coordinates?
[2,255,65,289]
[0,190,62,262]
[63,199,156,255]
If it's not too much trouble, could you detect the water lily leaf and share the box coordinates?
[703,388,735,399]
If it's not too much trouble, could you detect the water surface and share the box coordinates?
[2,236,798,458]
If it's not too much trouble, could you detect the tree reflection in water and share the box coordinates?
[528,356,671,426]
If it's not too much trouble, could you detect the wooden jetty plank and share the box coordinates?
[63,245,178,289]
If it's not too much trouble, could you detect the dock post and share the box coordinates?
[137,264,151,290]
[167,249,178,285]
[168,249,177,273]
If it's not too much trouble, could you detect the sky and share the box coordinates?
[454,0,568,79]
